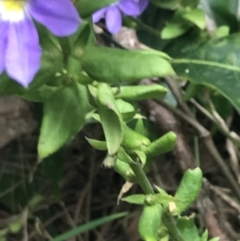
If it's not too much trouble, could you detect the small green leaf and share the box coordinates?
[115,99,136,122]
[118,148,135,164]
[122,194,145,205]
[139,204,162,241]
[145,131,177,157]
[153,193,176,207]
[9,220,23,234]
[182,9,206,29]
[214,26,230,39]
[208,238,220,241]
[114,84,167,101]
[122,124,151,151]
[113,159,136,182]
[200,230,208,241]
[86,138,107,151]
[38,83,89,158]
[72,21,95,59]
[161,23,189,39]
[173,168,203,215]
[176,216,200,241]
[133,150,147,165]
[134,117,146,136]
[82,47,175,83]
[97,83,124,155]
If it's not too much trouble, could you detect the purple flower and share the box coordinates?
[0,0,81,87]
[93,0,149,34]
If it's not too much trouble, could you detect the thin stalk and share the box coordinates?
[162,214,185,241]
[58,37,72,67]
[129,162,154,195]
[130,161,185,241]
[129,17,161,37]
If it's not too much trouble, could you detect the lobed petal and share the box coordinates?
[29,0,81,36]
[118,0,142,16]
[139,0,149,14]
[5,16,41,87]
[0,21,8,73]
[105,6,122,34]
[92,8,107,23]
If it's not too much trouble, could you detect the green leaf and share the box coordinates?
[122,194,145,205]
[117,148,135,164]
[72,21,95,59]
[182,9,206,30]
[82,47,175,83]
[113,159,136,182]
[115,99,136,122]
[133,150,147,165]
[139,204,162,241]
[122,124,151,151]
[144,131,177,157]
[153,193,176,207]
[134,118,146,136]
[200,230,208,241]
[113,84,167,100]
[97,83,124,155]
[173,168,203,215]
[51,212,127,241]
[77,0,117,18]
[208,238,220,241]
[85,138,107,151]
[161,23,190,39]
[9,220,23,234]
[168,33,240,112]
[201,0,238,32]
[214,26,230,39]
[38,83,89,158]
[176,216,200,241]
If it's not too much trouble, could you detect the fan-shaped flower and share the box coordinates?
[0,0,81,87]
[93,0,149,34]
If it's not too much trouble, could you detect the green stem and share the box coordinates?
[58,37,71,67]
[130,161,185,241]
[129,162,154,195]
[162,214,185,241]
[129,17,161,37]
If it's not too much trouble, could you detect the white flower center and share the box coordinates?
[0,0,26,22]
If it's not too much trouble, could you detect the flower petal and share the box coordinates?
[139,0,149,14]
[92,8,107,23]
[118,0,142,16]
[5,17,41,87]
[105,6,122,34]
[29,0,81,36]
[0,21,8,73]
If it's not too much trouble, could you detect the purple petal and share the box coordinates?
[139,0,149,13]
[5,17,41,87]
[118,0,142,16]
[92,8,107,23]
[0,21,8,73]
[29,0,81,36]
[105,6,122,34]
